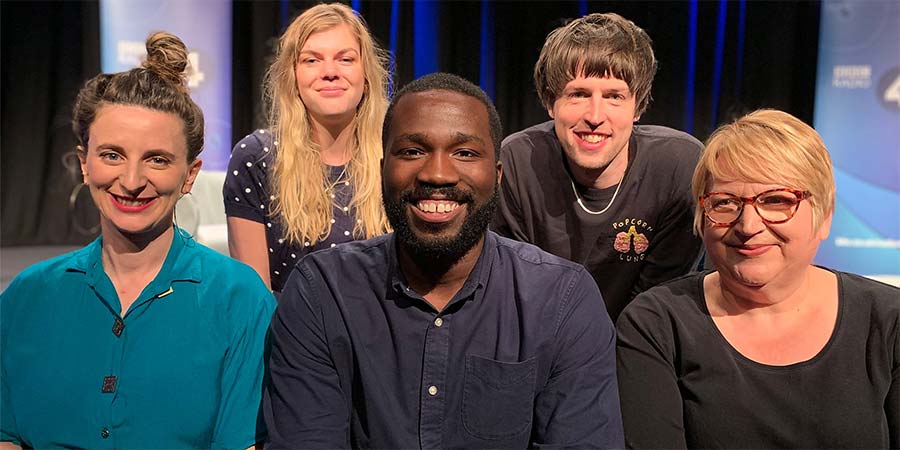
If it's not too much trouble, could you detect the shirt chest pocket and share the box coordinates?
[461,354,537,440]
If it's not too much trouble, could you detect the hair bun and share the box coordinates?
[143,31,190,91]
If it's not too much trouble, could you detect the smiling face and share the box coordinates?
[703,178,831,293]
[294,23,365,128]
[382,90,502,260]
[79,104,201,240]
[550,74,639,187]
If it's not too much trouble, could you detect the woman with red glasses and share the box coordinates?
[616,109,898,448]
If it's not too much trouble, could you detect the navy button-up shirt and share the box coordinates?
[265,231,624,448]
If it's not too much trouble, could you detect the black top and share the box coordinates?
[493,120,703,320]
[223,129,357,292]
[616,270,900,449]
[264,231,625,449]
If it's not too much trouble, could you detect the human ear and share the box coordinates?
[76,146,88,183]
[815,211,833,241]
[181,159,203,194]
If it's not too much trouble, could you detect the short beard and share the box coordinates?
[384,185,499,266]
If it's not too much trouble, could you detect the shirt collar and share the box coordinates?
[66,226,203,290]
[388,231,497,306]
[387,233,403,292]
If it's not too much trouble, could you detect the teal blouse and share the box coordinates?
[1,228,276,448]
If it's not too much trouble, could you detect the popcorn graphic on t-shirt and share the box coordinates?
[614,225,649,254]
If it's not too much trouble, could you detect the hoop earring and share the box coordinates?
[173,191,199,237]
[68,183,100,236]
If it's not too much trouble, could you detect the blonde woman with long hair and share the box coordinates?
[225,3,390,292]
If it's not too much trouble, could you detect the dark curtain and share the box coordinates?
[1,0,818,246]
[1,1,101,246]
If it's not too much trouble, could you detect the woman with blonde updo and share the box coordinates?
[224,3,390,292]
[0,32,275,448]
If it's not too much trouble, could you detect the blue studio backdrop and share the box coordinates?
[100,0,232,171]
[813,0,900,280]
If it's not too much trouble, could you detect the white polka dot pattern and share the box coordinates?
[224,131,362,292]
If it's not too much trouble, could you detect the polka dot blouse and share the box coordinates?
[224,129,358,292]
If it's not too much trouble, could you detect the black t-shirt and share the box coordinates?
[493,120,703,319]
[223,130,357,292]
[616,270,900,449]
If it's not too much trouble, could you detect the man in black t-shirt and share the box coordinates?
[493,13,703,319]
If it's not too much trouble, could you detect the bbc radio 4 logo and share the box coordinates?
[833,64,900,112]
[117,40,206,88]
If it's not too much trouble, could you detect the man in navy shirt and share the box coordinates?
[264,73,624,448]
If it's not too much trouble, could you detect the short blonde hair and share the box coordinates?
[691,109,835,234]
[265,3,390,245]
[534,13,657,116]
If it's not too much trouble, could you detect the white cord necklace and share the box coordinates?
[570,175,623,215]
[326,164,349,191]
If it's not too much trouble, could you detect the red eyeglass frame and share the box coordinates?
[699,188,812,227]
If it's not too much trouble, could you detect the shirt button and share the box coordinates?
[434,318,443,327]
[428,385,438,396]
[101,427,110,439]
